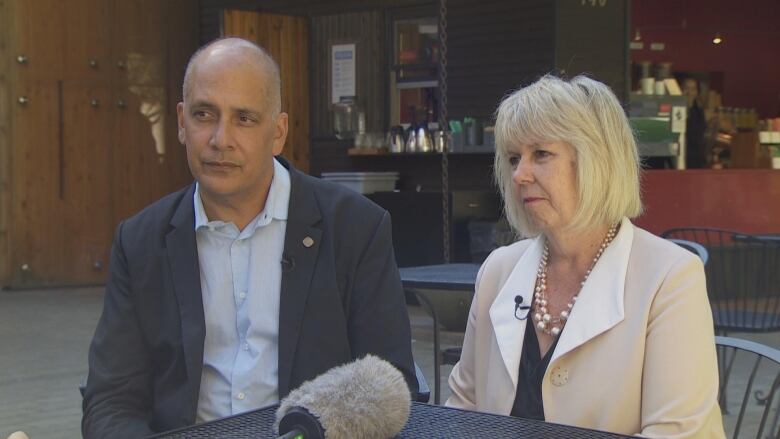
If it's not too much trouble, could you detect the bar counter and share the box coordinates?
[637,169,780,235]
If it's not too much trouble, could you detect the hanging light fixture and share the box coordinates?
[634,28,642,41]
[712,33,723,44]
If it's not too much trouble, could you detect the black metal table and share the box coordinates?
[152,402,635,438]
[399,263,480,404]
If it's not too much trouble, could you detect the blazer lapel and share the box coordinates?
[277,163,323,397]
[550,218,634,364]
[164,184,206,420]
[488,235,545,398]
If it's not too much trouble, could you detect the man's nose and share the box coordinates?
[209,119,235,150]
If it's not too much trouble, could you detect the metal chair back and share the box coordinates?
[716,336,780,439]
[662,228,780,334]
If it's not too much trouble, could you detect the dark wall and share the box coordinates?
[199,0,630,193]
[311,12,386,136]
[555,0,630,103]
[200,1,630,126]
[199,0,426,43]
[446,0,555,123]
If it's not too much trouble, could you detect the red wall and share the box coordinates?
[635,169,780,235]
[631,0,780,117]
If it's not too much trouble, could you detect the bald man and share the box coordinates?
[82,38,417,438]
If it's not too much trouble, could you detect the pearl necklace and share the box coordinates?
[532,224,618,337]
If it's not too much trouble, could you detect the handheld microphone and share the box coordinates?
[514,295,531,320]
[275,354,411,439]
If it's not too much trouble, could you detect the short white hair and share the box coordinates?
[182,37,282,118]
[494,74,642,237]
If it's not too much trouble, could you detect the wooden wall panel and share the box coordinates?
[111,0,195,224]
[0,0,11,285]
[311,11,386,137]
[555,0,629,102]
[63,0,111,82]
[223,10,311,172]
[111,0,165,87]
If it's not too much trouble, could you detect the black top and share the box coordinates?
[510,321,560,420]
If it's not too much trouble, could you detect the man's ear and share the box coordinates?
[176,102,186,145]
[272,112,289,156]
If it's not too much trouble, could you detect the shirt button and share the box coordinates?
[237,392,245,400]
[239,291,247,300]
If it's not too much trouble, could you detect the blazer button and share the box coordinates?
[550,365,569,387]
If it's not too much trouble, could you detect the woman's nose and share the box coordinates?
[512,159,533,185]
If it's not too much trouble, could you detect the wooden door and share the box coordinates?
[1,0,196,287]
[59,83,113,283]
[11,0,65,82]
[223,10,311,173]
[7,0,112,286]
[9,82,63,285]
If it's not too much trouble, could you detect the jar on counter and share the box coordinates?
[333,96,361,140]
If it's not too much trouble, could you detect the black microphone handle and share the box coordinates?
[277,406,325,439]
[278,429,305,439]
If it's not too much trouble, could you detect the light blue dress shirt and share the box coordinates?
[194,158,290,423]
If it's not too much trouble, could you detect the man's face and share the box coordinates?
[683,79,699,99]
[177,52,288,206]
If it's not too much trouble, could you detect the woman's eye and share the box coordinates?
[508,155,521,167]
[535,150,551,158]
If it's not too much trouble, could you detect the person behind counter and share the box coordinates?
[446,75,725,438]
[683,76,708,168]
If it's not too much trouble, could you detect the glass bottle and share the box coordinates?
[333,96,361,140]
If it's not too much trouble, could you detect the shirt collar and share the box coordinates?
[193,157,291,231]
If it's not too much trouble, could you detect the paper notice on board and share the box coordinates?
[331,44,356,104]
[671,106,687,133]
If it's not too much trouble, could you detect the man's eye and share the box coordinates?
[193,111,211,120]
[238,114,257,124]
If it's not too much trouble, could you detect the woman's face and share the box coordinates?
[508,140,579,234]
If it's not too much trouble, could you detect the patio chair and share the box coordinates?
[667,238,709,266]
[661,228,780,335]
[716,336,780,439]
[414,361,431,403]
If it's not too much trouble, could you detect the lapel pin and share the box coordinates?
[302,236,314,248]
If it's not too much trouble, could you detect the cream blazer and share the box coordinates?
[446,218,725,438]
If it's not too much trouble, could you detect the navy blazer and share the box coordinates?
[82,158,417,438]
